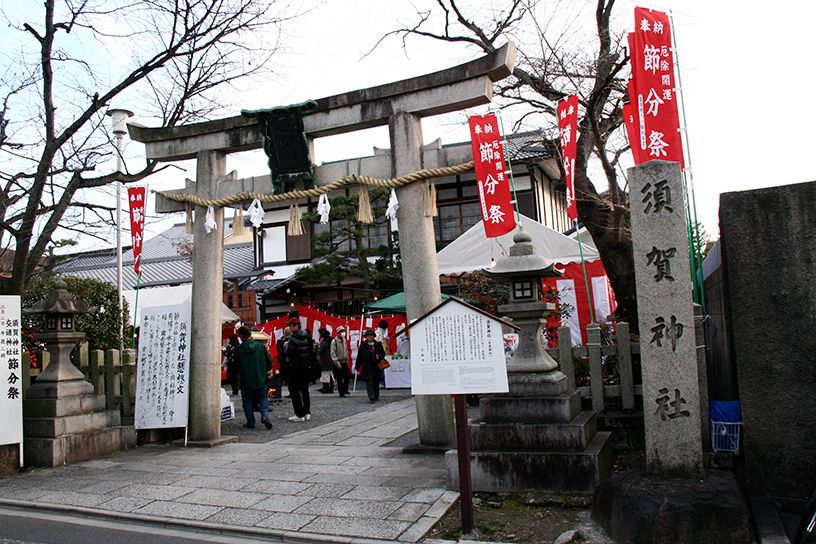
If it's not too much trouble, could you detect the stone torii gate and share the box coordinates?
[129,43,517,446]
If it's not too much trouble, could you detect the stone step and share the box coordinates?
[24,425,136,467]
[24,409,121,438]
[446,431,613,492]
[479,390,582,423]
[469,411,598,452]
[24,393,107,418]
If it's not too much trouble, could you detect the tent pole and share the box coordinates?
[574,221,595,323]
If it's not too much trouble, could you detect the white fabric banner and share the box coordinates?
[384,356,412,388]
[592,275,612,322]
[556,279,581,346]
[135,304,192,430]
[0,296,22,448]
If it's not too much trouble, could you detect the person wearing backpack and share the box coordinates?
[284,318,314,422]
[235,326,273,429]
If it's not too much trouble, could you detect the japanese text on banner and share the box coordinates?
[557,95,580,220]
[631,7,684,166]
[468,114,516,238]
[0,297,22,448]
[127,186,146,275]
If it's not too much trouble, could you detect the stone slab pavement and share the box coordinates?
[0,398,458,543]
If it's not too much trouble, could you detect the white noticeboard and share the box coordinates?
[135,304,192,430]
[0,296,22,461]
[410,299,510,395]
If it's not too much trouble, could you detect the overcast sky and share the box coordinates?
[86,1,816,244]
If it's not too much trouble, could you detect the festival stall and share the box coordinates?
[437,214,615,345]
[257,306,408,385]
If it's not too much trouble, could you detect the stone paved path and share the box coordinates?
[0,398,457,543]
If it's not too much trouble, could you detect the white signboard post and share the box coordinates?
[135,304,192,437]
[0,296,22,466]
[407,297,517,535]
[409,298,511,396]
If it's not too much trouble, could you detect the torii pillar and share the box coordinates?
[129,43,518,445]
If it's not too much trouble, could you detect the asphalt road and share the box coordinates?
[0,508,282,544]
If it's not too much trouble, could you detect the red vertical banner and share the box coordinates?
[127,186,146,275]
[622,102,643,165]
[631,7,684,166]
[468,114,516,238]
[557,95,579,221]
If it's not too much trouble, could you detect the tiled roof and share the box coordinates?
[442,129,553,161]
[502,130,553,161]
[54,226,257,289]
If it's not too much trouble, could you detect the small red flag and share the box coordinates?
[468,114,516,238]
[127,186,147,275]
[631,7,684,166]
[557,95,580,221]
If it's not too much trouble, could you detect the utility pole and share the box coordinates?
[107,108,133,353]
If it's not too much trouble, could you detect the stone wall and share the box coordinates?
[0,444,21,476]
[719,180,816,500]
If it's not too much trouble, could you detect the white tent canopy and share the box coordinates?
[436,214,600,276]
[123,284,239,326]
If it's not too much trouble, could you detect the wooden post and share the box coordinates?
[21,352,31,396]
[587,324,603,413]
[617,322,635,411]
[453,394,474,534]
[89,350,103,393]
[105,349,118,410]
[122,349,137,419]
[558,325,575,390]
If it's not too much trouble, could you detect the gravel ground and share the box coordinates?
[220,383,414,443]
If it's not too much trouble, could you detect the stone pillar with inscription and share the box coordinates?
[629,160,703,476]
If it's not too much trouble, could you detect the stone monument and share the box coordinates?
[446,229,612,491]
[628,160,704,475]
[23,280,135,466]
[592,161,750,544]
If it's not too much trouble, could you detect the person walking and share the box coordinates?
[317,328,335,394]
[224,333,240,395]
[284,318,314,422]
[330,326,350,397]
[355,329,386,404]
[235,326,273,429]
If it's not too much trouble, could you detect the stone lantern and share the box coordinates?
[23,279,134,467]
[24,279,94,397]
[454,228,612,492]
[483,229,566,395]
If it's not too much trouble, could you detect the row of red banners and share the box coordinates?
[251,305,408,369]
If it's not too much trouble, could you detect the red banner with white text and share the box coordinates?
[631,7,684,166]
[557,95,579,220]
[468,114,516,238]
[127,186,146,275]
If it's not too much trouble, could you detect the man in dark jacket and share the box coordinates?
[284,318,314,422]
[236,326,273,429]
[355,329,387,403]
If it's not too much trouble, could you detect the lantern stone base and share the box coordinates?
[446,376,612,492]
[23,390,136,467]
